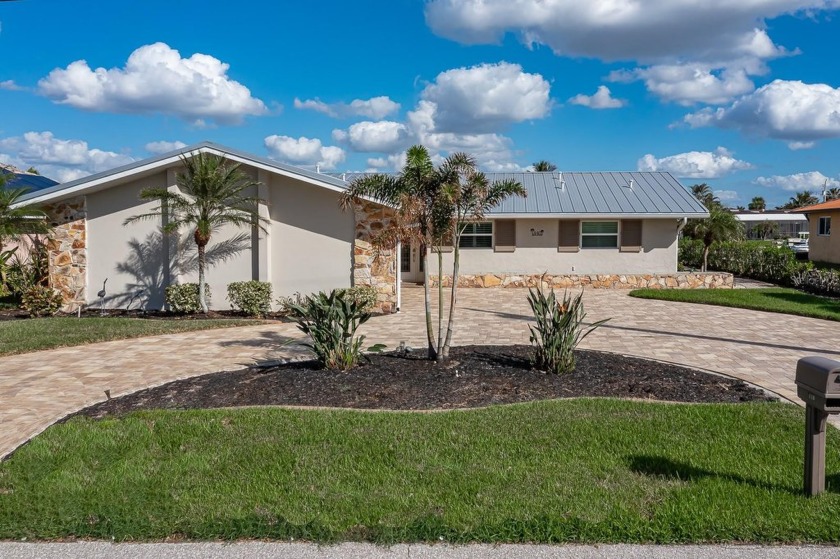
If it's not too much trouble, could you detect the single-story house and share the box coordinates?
[733,210,808,241]
[16,142,717,313]
[794,200,839,264]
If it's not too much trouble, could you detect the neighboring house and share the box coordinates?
[794,200,839,264]
[1,166,59,192]
[733,210,808,240]
[16,142,714,313]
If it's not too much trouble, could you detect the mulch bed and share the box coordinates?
[0,307,290,322]
[75,345,776,420]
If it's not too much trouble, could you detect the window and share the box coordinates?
[581,221,618,248]
[819,216,831,236]
[459,222,493,248]
[400,245,411,273]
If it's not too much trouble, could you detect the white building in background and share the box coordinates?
[734,211,809,240]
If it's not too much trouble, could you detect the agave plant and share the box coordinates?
[527,286,609,374]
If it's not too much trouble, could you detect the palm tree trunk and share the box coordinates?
[422,248,437,360]
[702,244,709,273]
[197,241,209,313]
[441,243,460,359]
[436,247,443,354]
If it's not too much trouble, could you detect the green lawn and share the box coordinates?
[1,400,839,543]
[629,288,840,321]
[0,317,256,356]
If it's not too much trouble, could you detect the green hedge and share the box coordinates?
[679,239,812,286]
[227,281,272,317]
[165,283,211,313]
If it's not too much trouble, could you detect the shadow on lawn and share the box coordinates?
[626,455,838,496]
[761,291,840,311]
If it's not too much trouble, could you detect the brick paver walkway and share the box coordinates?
[2,287,839,458]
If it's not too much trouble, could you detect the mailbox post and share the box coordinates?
[795,356,840,496]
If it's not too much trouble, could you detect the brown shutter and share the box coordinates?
[620,220,642,252]
[494,219,516,252]
[557,219,580,252]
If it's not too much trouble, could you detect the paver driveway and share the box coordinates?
[2,287,839,458]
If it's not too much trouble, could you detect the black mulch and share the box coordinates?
[75,345,776,420]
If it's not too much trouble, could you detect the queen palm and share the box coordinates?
[341,145,452,359]
[124,152,267,313]
[825,187,840,201]
[0,175,47,250]
[692,205,744,272]
[748,196,766,212]
[780,190,819,209]
[690,183,718,208]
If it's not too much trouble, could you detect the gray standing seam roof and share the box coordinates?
[336,171,707,216]
[19,142,707,217]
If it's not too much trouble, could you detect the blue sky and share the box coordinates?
[1,0,839,207]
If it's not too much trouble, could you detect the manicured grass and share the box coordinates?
[629,288,840,321]
[0,317,257,355]
[1,400,839,543]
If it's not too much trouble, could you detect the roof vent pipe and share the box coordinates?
[628,179,634,190]
[316,164,321,173]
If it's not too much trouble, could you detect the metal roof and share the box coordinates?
[335,171,708,218]
[2,170,59,192]
[17,141,349,205]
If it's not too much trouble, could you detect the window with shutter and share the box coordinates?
[494,219,516,252]
[557,219,580,252]
[620,220,642,252]
[459,222,493,248]
[581,221,618,248]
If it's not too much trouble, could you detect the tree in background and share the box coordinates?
[0,175,48,296]
[825,187,840,201]
[125,152,267,313]
[748,196,766,212]
[690,183,719,208]
[692,205,745,271]
[531,160,557,172]
[752,220,780,240]
[778,191,819,210]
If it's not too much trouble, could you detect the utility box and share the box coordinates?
[795,356,840,496]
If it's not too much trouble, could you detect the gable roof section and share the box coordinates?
[337,171,708,218]
[1,169,59,192]
[793,199,840,213]
[16,141,349,206]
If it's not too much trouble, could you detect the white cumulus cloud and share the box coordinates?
[610,64,756,105]
[38,42,268,125]
[0,131,135,183]
[145,140,187,154]
[683,80,840,148]
[0,80,24,91]
[714,190,740,202]
[294,96,400,120]
[420,62,551,133]
[332,120,411,153]
[568,85,626,109]
[637,147,753,179]
[754,171,840,192]
[264,135,345,170]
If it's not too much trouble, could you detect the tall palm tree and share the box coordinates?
[438,153,525,359]
[692,205,744,271]
[124,152,267,313]
[748,196,766,212]
[779,190,819,210]
[532,160,557,172]
[341,145,452,359]
[690,183,719,208]
[825,187,840,201]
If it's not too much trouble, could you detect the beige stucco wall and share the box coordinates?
[87,171,169,309]
[270,174,355,297]
[807,209,840,264]
[439,218,679,275]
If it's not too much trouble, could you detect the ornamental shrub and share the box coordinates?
[165,283,211,313]
[337,285,379,313]
[679,239,811,285]
[227,281,272,317]
[793,269,840,297]
[287,289,372,371]
[527,286,609,374]
[21,285,63,317]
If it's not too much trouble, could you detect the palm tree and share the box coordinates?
[692,205,744,271]
[825,187,840,201]
[438,153,525,359]
[0,177,47,252]
[124,152,267,313]
[690,183,719,208]
[747,196,766,212]
[532,160,557,172]
[341,145,451,359]
[779,190,819,210]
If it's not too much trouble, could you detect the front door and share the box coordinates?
[400,242,425,283]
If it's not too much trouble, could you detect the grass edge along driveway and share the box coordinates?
[1,399,839,544]
[0,317,258,356]
[629,288,840,322]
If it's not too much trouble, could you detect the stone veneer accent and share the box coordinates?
[429,272,734,290]
[353,201,398,313]
[43,197,87,311]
